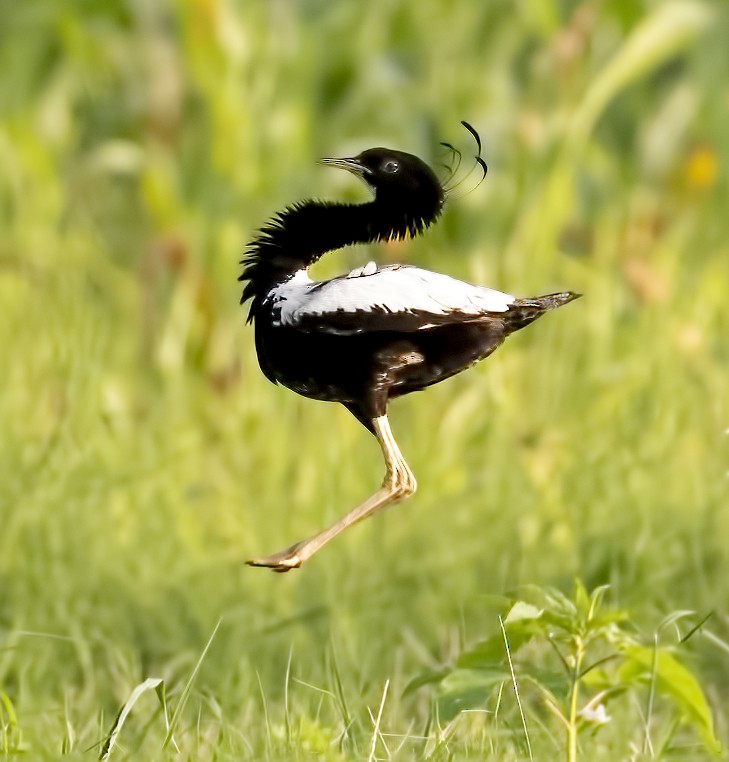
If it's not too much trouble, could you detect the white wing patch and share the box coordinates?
[270,265,515,328]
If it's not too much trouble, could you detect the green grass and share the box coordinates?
[1,0,729,758]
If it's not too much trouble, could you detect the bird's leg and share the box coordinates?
[247,414,416,572]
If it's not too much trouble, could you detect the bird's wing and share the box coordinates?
[270,265,516,334]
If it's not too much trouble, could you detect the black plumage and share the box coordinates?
[239,139,580,571]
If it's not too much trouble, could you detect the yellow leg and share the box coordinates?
[247,415,416,572]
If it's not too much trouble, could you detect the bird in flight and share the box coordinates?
[240,124,580,572]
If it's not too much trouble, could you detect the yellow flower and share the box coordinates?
[685,145,718,190]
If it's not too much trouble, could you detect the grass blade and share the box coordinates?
[162,618,221,749]
[569,0,713,145]
[500,615,533,761]
[367,679,389,762]
[99,677,165,761]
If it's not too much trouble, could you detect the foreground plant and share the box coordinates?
[410,582,720,760]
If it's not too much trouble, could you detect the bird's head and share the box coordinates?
[320,148,445,231]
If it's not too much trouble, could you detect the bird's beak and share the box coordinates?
[318,156,371,178]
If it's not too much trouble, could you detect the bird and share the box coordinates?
[239,125,580,572]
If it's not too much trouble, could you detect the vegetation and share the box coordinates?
[1,0,727,758]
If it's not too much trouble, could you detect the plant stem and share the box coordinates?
[567,637,585,762]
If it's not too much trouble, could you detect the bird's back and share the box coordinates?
[253,264,578,410]
[266,264,516,334]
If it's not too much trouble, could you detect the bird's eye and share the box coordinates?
[382,160,400,174]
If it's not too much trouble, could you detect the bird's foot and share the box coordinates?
[246,543,304,573]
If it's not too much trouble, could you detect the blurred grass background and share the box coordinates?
[0,0,728,758]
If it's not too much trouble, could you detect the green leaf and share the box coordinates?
[403,667,452,697]
[574,579,591,619]
[620,646,721,755]
[521,669,570,702]
[586,610,631,635]
[588,585,612,619]
[516,585,576,631]
[456,625,538,669]
[504,601,543,625]
[436,668,509,722]
[456,634,509,669]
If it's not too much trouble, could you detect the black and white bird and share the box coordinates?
[240,129,580,572]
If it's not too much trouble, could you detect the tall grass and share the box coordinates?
[1,0,728,758]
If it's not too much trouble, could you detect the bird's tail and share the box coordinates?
[505,291,582,330]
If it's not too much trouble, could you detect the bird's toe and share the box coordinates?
[246,547,303,572]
